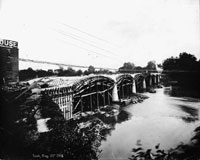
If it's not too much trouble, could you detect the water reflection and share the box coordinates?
[98,110,131,126]
[176,104,198,117]
[96,110,131,142]
[99,87,200,160]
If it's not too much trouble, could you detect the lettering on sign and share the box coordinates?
[0,38,18,48]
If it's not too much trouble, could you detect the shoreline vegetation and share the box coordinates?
[170,86,200,99]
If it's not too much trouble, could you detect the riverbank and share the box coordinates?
[170,86,200,99]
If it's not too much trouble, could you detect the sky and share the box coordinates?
[0,0,199,70]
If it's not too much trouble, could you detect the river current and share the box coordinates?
[99,87,200,159]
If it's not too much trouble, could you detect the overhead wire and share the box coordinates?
[59,22,120,48]
[57,22,129,62]
[54,32,123,63]
[53,28,121,58]
[56,38,120,61]
[19,22,125,69]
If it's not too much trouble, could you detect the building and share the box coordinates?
[0,38,19,84]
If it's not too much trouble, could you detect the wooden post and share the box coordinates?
[89,82,92,111]
[96,82,99,109]
[102,81,105,106]
[122,80,124,99]
[81,96,83,113]
[107,84,110,105]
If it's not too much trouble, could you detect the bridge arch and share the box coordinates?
[72,75,115,114]
[116,74,134,99]
[147,73,160,86]
[133,73,147,92]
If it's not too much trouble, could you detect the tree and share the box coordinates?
[162,56,178,70]
[146,61,157,71]
[162,52,200,96]
[76,69,83,76]
[19,68,37,81]
[88,65,95,74]
[178,52,198,70]
[119,62,135,73]
[162,53,199,71]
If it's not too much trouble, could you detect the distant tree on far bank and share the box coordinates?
[19,68,37,81]
[119,62,135,73]
[88,65,95,74]
[118,61,158,73]
[146,60,157,71]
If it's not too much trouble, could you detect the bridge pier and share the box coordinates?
[157,75,160,83]
[112,83,119,102]
[153,75,157,85]
[143,78,146,90]
[149,76,152,86]
[132,80,136,93]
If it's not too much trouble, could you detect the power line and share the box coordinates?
[57,38,111,58]
[57,38,123,63]
[59,22,120,48]
[54,28,120,58]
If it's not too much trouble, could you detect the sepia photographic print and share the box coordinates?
[0,0,200,159]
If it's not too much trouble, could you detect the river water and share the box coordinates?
[99,87,200,159]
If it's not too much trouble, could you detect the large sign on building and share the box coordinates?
[0,38,18,49]
[0,38,19,84]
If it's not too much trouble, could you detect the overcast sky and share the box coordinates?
[0,0,199,70]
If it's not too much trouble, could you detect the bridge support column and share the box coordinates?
[149,76,152,86]
[154,76,157,85]
[143,79,146,90]
[112,83,119,102]
[132,80,136,93]
[157,75,160,83]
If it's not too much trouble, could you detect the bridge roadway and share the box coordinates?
[29,73,161,120]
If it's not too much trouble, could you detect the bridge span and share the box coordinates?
[29,73,161,120]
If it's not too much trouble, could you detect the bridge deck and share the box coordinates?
[26,73,160,90]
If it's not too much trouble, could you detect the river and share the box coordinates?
[99,87,200,159]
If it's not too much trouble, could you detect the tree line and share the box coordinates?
[19,60,158,81]
[118,60,158,73]
[19,65,112,81]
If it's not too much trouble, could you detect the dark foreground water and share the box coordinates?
[99,87,200,159]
